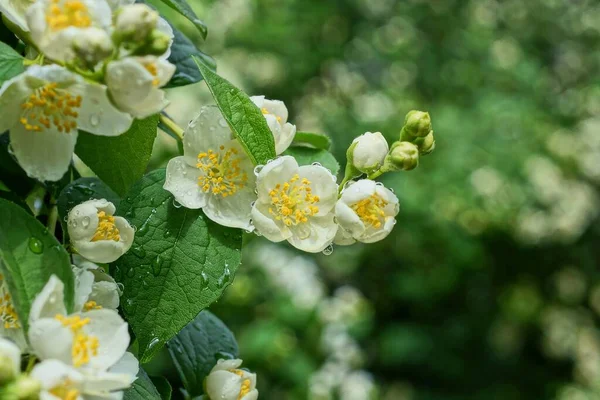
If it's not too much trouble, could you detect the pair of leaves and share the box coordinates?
[0,199,74,331]
[113,169,242,363]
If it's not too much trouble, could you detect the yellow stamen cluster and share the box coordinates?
[91,211,121,242]
[55,314,99,367]
[197,146,248,197]
[268,174,320,226]
[46,0,92,32]
[20,83,81,133]
[83,300,102,311]
[230,369,252,400]
[144,63,160,87]
[260,107,281,122]
[0,275,20,330]
[49,379,80,400]
[351,194,388,228]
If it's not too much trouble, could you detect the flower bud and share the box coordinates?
[348,132,389,173]
[114,4,159,43]
[205,359,258,400]
[72,27,114,67]
[141,29,172,56]
[1,376,41,400]
[384,141,419,171]
[401,110,432,140]
[413,131,435,155]
[0,338,20,385]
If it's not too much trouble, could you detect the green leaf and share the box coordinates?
[283,147,340,176]
[166,25,215,88]
[158,0,207,39]
[0,198,74,330]
[193,57,276,165]
[114,169,242,363]
[292,132,332,150]
[167,311,239,397]
[123,368,161,400]
[0,41,23,85]
[150,376,172,400]
[75,115,159,196]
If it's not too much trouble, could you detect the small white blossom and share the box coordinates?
[26,0,113,63]
[114,3,159,42]
[350,132,388,173]
[72,255,121,312]
[0,0,35,32]
[251,95,296,154]
[106,56,175,118]
[0,270,26,351]
[205,359,258,400]
[251,156,338,253]
[28,276,133,375]
[164,106,256,230]
[334,180,399,245]
[67,199,134,264]
[0,65,133,181]
[0,337,21,381]
[71,27,113,66]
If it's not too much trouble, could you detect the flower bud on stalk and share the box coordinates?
[72,27,114,67]
[114,4,159,43]
[400,110,432,142]
[348,132,389,174]
[383,141,420,171]
[413,131,436,155]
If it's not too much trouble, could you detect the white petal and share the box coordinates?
[256,156,298,202]
[155,17,174,59]
[375,185,400,216]
[68,202,101,242]
[359,217,396,244]
[183,106,233,159]
[90,281,120,310]
[73,83,133,136]
[73,267,95,312]
[241,389,259,400]
[74,240,128,264]
[106,58,153,110]
[31,359,84,390]
[333,226,356,246]
[106,0,135,10]
[114,216,134,252]
[164,156,207,209]
[206,370,243,400]
[9,124,77,182]
[211,359,243,372]
[0,337,21,377]
[0,71,29,132]
[84,309,129,371]
[28,319,73,364]
[249,96,265,108]
[0,325,28,352]
[276,123,296,154]
[297,164,338,214]
[250,204,289,242]
[262,98,288,123]
[335,201,365,237]
[0,0,31,31]
[203,186,255,230]
[82,371,134,392]
[29,275,67,322]
[108,352,138,383]
[122,87,168,119]
[340,179,377,204]
[287,215,337,253]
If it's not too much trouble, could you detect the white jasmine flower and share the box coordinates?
[72,255,121,312]
[28,276,131,373]
[0,337,21,381]
[26,0,113,63]
[205,359,258,400]
[67,199,134,264]
[251,156,338,253]
[0,65,133,181]
[106,56,175,119]
[334,179,399,245]
[114,3,159,42]
[0,272,27,351]
[251,95,296,154]
[350,132,388,173]
[0,0,35,32]
[164,106,256,230]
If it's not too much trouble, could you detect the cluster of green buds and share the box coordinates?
[0,341,39,400]
[112,4,172,57]
[342,110,435,185]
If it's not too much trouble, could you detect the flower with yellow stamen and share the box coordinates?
[0,269,27,351]
[251,95,296,154]
[252,156,339,253]
[72,255,121,312]
[67,199,134,264]
[205,359,258,400]
[0,0,36,32]
[334,179,399,245]
[164,106,257,230]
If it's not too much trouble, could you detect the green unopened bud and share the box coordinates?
[401,110,432,140]
[0,354,16,384]
[141,29,171,56]
[384,141,419,171]
[114,4,159,43]
[413,131,435,155]
[1,376,41,400]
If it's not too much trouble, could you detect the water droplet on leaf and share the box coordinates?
[28,237,43,254]
[322,244,334,256]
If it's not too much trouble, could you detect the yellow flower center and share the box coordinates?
[49,379,80,400]
[46,0,92,32]
[230,370,252,400]
[351,194,388,228]
[55,314,99,367]
[143,63,160,87]
[0,275,20,330]
[268,174,320,227]
[83,300,102,311]
[91,211,121,242]
[20,83,81,133]
[260,107,281,122]
[197,146,248,197]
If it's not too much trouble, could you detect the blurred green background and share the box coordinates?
[145,0,600,398]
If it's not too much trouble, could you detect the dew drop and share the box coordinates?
[89,114,100,127]
[172,199,182,208]
[81,216,90,228]
[216,268,231,289]
[311,162,322,167]
[322,244,334,256]
[253,165,264,176]
[147,337,161,353]
[163,229,171,238]
[131,245,146,258]
[126,267,136,278]
[116,283,124,293]
[200,271,209,287]
[218,118,228,128]
[151,254,164,276]
[28,237,43,254]
[375,182,384,187]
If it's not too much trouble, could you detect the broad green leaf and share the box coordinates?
[0,198,74,330]
[194,58,276,165]
[166,26,215,88]
[123,368,161,400]
[167,311,239,397]
[283,147,340,176]
[76,115,159,196]
[0,133,35,197]
[292,132,332,150]
[150,376,172,400]
[158,0,207,38]
[114,169,242,363]
[0,41,23,84]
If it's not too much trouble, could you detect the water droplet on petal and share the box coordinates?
[322,244,334,256]
[28,237,43,254]
[81,216,90,228]
[116,283,124,293]
[311,162,322,167]
[218,118,228,128]
[89,114,100,127]
[254,165,264,176]
[172,199,182,208]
